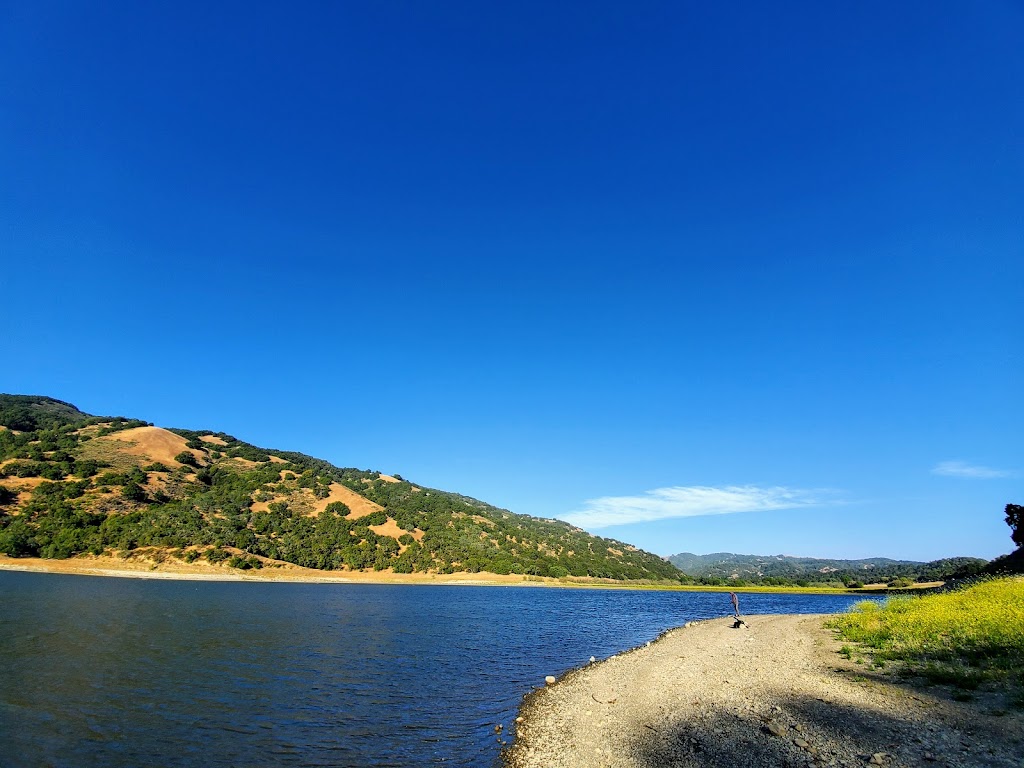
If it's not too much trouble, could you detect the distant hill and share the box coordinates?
[0,395,93,431]
[0,394,680,581]
[668,551,987,585]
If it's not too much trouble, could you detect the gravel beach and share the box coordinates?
[505,615,1024,768]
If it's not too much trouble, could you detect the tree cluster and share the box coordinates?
[0,407,682,580]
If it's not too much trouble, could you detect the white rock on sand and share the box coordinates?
[504,615,1024,768]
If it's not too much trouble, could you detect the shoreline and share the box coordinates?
[0,555,902,593]
[504,614,1023,768]
[0,555,528,585]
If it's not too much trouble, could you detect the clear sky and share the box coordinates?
[2,2,1021,562]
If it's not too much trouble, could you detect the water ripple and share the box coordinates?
[0,572,874,768]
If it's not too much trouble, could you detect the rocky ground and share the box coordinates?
[504,615,1024,768]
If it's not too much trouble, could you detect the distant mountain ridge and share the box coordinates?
[0,394,680,581]
[668,551,986,585]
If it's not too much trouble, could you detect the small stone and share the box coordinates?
[794,738,810,749]
[516,717,524,723]
[923,753,936,762]
[494,724,503,733]
[767,722,788,738]
[545,675,556,685]
[795,724,804,732]
[869,753,887,765]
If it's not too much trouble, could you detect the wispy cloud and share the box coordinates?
[562,485,834,529]
[931,461,1015,479]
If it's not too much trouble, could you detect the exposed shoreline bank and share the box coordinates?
[0,555,527,585]
[0,555,895,592]
[504,614,1023,768]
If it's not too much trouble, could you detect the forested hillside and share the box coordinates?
[0,395,680,581]
[668,551,987,586]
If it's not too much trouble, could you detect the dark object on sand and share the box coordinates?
[732,618,747,629]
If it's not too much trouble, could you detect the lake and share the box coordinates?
[0,571,875,767]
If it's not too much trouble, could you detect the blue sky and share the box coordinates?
[2,2,1021,562]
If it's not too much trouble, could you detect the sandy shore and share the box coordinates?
[0,554,531,585]
[0,555,889,592]
[505,615,1023,768]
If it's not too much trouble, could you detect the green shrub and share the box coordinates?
[324,501,350,516]
[205,547,229,563]
[122,482,147,502]
[174,451,199,467]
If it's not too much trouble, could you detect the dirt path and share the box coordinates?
[505,615,1023,768]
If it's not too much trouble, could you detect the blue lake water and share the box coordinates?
[0,571,876,767]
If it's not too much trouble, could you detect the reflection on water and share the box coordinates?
[0,571,872,767]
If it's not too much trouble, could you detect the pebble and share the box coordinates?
[544,675,556,685]
[767,722,788,738]
[869,752,888,765]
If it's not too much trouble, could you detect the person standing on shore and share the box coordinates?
[729,591,740,618]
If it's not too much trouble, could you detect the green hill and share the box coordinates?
[0,395,94,431]
[668,551,987,586]
[0,395,680,581]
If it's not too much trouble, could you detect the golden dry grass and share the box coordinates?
[369,518,405,539]
[82,426,202,468]
[311,482,385,518]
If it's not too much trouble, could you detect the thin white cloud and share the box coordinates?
[562,485,832,529]
[931,460,1015,479]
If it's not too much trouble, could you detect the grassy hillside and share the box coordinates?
[0,395,680,581]
[668,551,987,586]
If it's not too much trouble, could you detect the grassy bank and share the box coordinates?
[827,576,1024,697]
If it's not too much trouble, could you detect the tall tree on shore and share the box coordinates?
[1006,503,1023,549]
